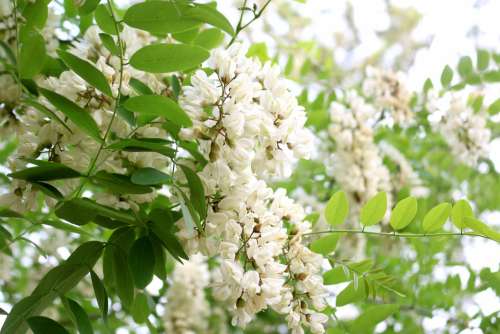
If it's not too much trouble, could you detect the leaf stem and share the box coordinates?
[227,0,272,47]
[303,229,497,242]
[73,1,125,198]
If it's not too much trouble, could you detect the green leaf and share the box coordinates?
[451,199,474,230]
[23,98,73,134]
[95,4,117,35]
[179,164,206,220]
[389,196,418,230]
[422,202,452,233]
[477,49,490,71]
[423,78,433,93]
[324,267,350,285]
[324,191,349,226]
[360,192,387,226]
[19,30,46,79]
[150,234,167,280]
[310,233,339,255]
[42,219,89,235]
[22,0,49,29]
[186,4,235,36]
[483,70,500,82]
[464,217,500,242]
[336,281,367,306]
[57,50,113,97]
[130,44,209,73]
[103,227,135,289]
[78,0,100,15]
[149,208,188,261]
[129,78,154,95]
[112,247,135,309]
[55,198,136,226]
[91,171,153,194]
[131,292,150,324]
[350,304,399,333]
[131,167,172,186]
[172,28,199,43]
[194,28,224,50]
[67,299,93,334]
[99,33,120,56]
[90,271,108,321]
[488,98,500,115]
[123,1,200,34]
[9,162,81,181]
[27,317,70,334]
[39,88,103,143]
[107,137,175,158]
[123,95,192,127]
[457,56,474,78]
[1,242,104,334]
[129,237,155,289]
[440,65,453,87]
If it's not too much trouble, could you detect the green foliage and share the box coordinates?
[325,191,349,226]
[390,196,418,230]
[130,43,210,73]
[360,192,387,226]
[310,233,339,255]
[422,202,452,233]
[123,95,192,127]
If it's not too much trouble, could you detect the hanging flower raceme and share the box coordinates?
[428,91,491,167]
[176,44,327,333]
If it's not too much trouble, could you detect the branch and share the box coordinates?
[303,229,497,242]
[227,0,272,47]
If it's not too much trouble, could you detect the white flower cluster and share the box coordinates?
[428,92,491,166]
[0,26,169,212]
[164,253,211,334]
[363,66,414,127]
[328,90,392,209]
[177,44,327,334]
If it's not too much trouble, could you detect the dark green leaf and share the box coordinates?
[9,162,81,181]
[150,234,167,280]
[131,292,150,324]
[67,299,93,334]
[107,137,175,158]
[55,198,136,226]
[124,95,192,127]
[58,49,113,97]
[123,1,200,34]
[129,237,155,289]
[112,247,135,308]
[32,181,63,199]
[91,171,153,194]
[179,164,206,220]
[90,271,108,322]
[129,78,154,95]
[130,43,209,73]
[39,88,103,143]
[131,167,172,186]
[27,316,70,334]
[99,33,120,56]
[149,208,188,261]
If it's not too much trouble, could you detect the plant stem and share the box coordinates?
[227,0,272,47]
[303,229,496,242]
[73,1,124,198]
